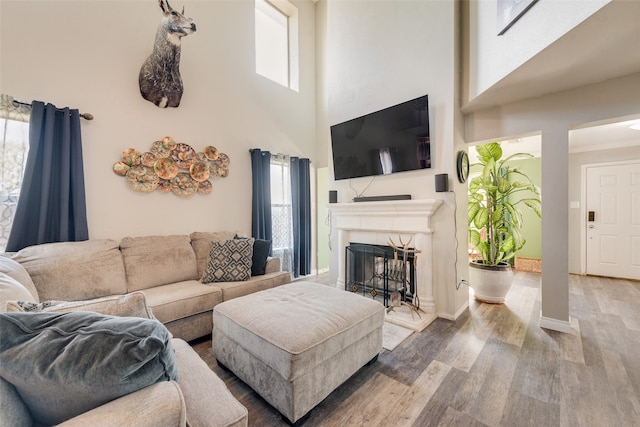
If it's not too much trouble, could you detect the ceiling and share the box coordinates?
[464,1,640,157]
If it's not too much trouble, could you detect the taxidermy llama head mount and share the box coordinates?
[139,0,196,108]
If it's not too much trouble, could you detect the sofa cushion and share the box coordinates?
[141,280,223,324]
[0,273,37,312]
[0,311,177,426]
[235,236,272,276]
[0,256,39,303]
[120,235,199,292]
[190,231,238,278]
[5,292,154,319]
[202,239,254,283]
[215,271,292,301]
[11,239,127,302]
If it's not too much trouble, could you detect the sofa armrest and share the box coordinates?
[172,338,248,427]
[264,257,281,274]
[58,381,186,427]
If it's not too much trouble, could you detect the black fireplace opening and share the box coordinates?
[345,243,416,307]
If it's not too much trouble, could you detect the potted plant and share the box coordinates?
[467,142,541,303]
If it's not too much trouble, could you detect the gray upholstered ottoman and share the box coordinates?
[212,281,385,424]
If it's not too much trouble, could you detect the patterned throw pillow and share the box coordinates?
[234,235,272,276]
[201,239,254,283]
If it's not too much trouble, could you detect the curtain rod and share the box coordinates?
[12,99,94,121]
[248,148,311,163]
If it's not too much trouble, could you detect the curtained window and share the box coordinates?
[251,149,310,278]
[0,95,31,252]
[5,99,88,252]
[270,154,294,273]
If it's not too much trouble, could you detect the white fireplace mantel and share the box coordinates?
[329,199,443,331]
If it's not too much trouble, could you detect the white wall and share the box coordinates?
[464,0,609,103]
[0,0,316,241]
[322,0,467,319]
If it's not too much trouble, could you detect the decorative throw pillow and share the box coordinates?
[251,239,272,276]
[234,236,272,276]
[0,311,177,425]
[202,239,254,283]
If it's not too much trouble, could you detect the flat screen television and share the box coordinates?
[330,95,430,181]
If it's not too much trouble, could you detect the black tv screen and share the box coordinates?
[330,95,430,181]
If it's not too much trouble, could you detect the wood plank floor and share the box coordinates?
[191,272,640,426]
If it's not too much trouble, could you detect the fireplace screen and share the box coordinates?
[345,243,415,307]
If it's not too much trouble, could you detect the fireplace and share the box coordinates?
[345,243,416,308]
[329,199,443,331]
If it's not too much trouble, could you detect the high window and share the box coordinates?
[255,0,299,91]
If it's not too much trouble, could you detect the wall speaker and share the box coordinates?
[329,190,337,203]
[435,174,449,192]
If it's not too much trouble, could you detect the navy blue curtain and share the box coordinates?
[291,157,311,277]
[6,101,88,252]
[251,149,272,243]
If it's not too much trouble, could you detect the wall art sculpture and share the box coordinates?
[113,136,229,197]
[139,0,196,108]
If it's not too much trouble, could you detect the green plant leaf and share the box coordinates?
[523,199,542,217]
[469,229,481,247]
[476,142,502,162]
[492,205,503,224]
[478,241,489,261]
[468,202,480,225]
[504,202,520,227]
[501,233,514,252]
[497,176,510,193]
[474,207,489,229]
[502,252,516,262]
[512,227,525,250]
[482,158,495,183]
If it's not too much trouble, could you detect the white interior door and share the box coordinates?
[585,161,640,280]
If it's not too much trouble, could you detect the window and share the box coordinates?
[270,155,293,272]
[255,0,299,91]
[0,97,30,252]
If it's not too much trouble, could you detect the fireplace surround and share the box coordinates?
[329,199,443,331]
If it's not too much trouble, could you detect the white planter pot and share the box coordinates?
[468,261,513,303]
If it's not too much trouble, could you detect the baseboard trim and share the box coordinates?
[539,313,572,333]
[438,300,469,321]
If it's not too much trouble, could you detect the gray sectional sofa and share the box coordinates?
[0,231,292,426]
[2,231,292,341]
